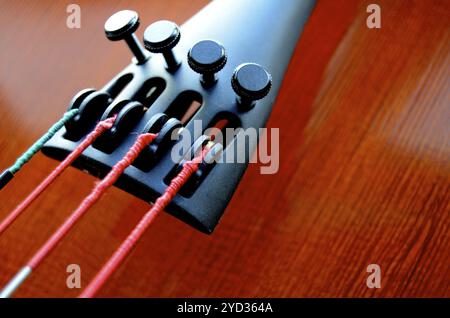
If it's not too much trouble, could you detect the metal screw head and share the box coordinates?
[188,40,227,75]
[143,20,181,53]
[231,63,272,102]
[104,10,140,41]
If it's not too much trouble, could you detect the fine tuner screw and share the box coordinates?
[143,20,181,71]
[231,63,272,110]
[104,10,148,64]
[188,40,227,87]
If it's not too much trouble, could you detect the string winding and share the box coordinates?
[10,109,79,174]
[0,132,157,298]
[28,133,157,269]
[0,116,117,236]
[0,109,80,191]
[79,148,208,298]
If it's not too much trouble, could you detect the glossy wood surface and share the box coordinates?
[0,0,448,297]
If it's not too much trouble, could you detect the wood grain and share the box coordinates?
[0,0,448,297]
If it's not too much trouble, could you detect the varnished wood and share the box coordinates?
[0,0,448,297]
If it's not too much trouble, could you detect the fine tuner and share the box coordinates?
[46,0,311,232]
[0,0,316,234]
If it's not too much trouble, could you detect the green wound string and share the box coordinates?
[0,109,79,190]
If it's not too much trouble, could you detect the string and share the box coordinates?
[0,109,79,190]
[79,147,209,298]
[0,132,157,298]
[0,116,117,237]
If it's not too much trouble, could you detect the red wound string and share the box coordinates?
[26,133,157,270]
[0,116,117,237]
[79,148,208,298]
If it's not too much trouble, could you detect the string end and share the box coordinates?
[0,266,32,298]
[0,169,14,190]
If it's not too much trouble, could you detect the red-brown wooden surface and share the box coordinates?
[0,0,448,297]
